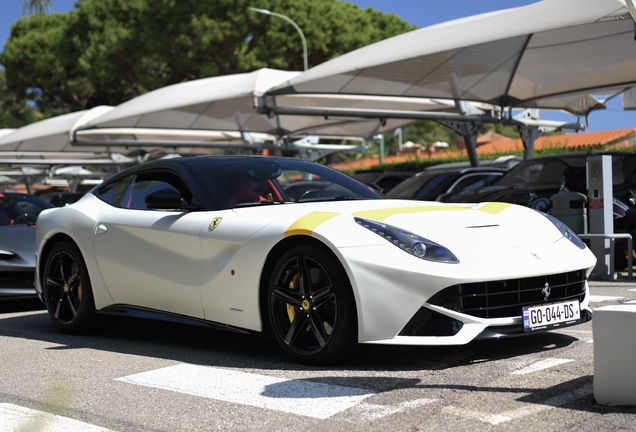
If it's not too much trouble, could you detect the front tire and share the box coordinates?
[267,245,357,364]
[42,241,96,334]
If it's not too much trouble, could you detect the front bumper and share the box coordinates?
[0,271,37,299]
[336,239,596,345]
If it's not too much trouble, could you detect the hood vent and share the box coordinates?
[466,224,500,229]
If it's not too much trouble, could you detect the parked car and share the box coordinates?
[440,152,636,211]
[38,191,86,207]
[387,167,508,201]
[352,170,417,193]
[440,152,636,268]
[35,155,595,364]
[0,192,54,299]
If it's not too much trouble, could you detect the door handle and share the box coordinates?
[96,224,108,234]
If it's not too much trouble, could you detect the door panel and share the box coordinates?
[93,208,207,318]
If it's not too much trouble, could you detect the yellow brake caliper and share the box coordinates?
[286,274,299,322]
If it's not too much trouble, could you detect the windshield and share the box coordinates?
[497,156,587,186]
[189,157,382,209]
[0,193,54,226]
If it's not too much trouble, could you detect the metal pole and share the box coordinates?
[376,134,385,165]
[249,7,308,71]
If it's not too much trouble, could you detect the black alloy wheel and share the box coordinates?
[268,245,357,364]
[43,241,95,333]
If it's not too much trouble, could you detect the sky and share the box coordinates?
[1,0,635,133]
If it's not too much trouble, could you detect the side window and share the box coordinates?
[449,174,484,192]
[612,155,627,185]
[94,175,134,207]
[449,173,504,193]
[484,173,503,186]
[124,171,199,210]
[536,159,569,183]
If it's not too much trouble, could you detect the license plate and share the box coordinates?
[522,300,581,332]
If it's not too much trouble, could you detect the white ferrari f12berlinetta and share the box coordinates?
[35,156,596,363]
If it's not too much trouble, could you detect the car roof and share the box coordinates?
[424,155,521,171]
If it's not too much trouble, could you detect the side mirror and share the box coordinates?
[145,188,201,211]
[365,182,384,194]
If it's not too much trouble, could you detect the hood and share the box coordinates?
[273,200,565,253]
[349,201,561,250]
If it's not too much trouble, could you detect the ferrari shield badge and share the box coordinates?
[209,217,222,232]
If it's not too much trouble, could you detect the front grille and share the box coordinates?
[427,269,587,319]
[0,272,35,289]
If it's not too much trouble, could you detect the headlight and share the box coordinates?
[354,217,459,263]
[539,212,586,250]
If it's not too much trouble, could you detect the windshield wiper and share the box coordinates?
[297,195,360,203]
[233,200,288,208]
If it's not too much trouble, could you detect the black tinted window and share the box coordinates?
[189,157,380,209]
[95,175,133,207]
[0,193,53,226]
[95,171,198,210]
[498,157,586,186]
[123,171,198,210]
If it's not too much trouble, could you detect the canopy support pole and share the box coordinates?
[519,125,541,160]
[436,120,482,167]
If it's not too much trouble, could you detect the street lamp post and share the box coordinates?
[249,7,308,71]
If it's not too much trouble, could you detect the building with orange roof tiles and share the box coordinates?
[476,128,636,156]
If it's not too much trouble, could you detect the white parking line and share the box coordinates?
[588,295,624,303]
[511,358,573,375]
[116,363,374,419]
[0,403,112,432]
[443,384,592,425]
[348,398,436,421]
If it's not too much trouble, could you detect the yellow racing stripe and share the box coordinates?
[478,202,513,214]
[285,203,514,236]
[352,205,469,221]
[284,212,340,237]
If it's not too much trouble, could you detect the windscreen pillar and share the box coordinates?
[587,155,615,279]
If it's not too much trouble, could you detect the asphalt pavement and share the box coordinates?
[1,277,636,431]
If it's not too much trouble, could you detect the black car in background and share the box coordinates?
[439,152,636,268]
[383,155,521,201]
[0,192,54,299]
[38,191,86,207]
[352,170,417,193]
[440,152,636,211]
[387,166,508,201]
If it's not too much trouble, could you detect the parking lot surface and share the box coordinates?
[1,277,635,431]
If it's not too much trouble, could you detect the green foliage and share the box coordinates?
[338,141,636,175]
[0,69,42,128]
[375,120,524,157]
[482,122,520,138]
[21,0,54,16]
[0,13,89,113]
[1,0,416,113]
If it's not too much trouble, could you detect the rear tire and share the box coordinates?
[267,245,357,364]
[42,241,96,334]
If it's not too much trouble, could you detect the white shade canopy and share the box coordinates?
[0,106,116,154]
[77,68,457,140]
[0,107,268,158]
[80,69,299,134]
[269,0,636,116]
